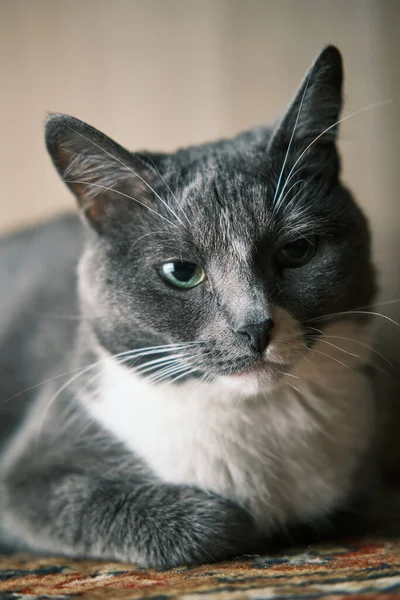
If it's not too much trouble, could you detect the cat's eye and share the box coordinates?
[276,236,317,268]
[159,262,206,289]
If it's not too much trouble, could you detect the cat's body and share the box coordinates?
[0,217,82,450]
[0,46,390,567]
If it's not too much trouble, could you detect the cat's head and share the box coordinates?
[45,46,375,393]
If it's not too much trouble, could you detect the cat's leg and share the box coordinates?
[0,462,261,568]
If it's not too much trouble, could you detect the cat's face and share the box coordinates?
[46,46,375,392]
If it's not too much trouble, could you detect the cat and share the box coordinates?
[0,45,385,567]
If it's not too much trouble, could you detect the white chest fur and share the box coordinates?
[88,333,374,531]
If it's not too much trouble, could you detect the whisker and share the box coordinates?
[149,352,207,384]
[308,347,355,373]
[276,100,391,203]
[65,180,179,229]
[78,353,193,398]
[129,229,167,250]
[273,72,312,203]
[315,337,359,358]
[6,343,201,403]
[136,154,191,226]
[295,347,318,370]
[135,353,197,376]
[305,327,394,368]
[277,178,304,205]
[274,179,305,216]
[199,372,212,385]
[67,127,186,227]
[282,372,300,380]
[308,310,400,330]
[279,173,320,220]
[35,343,202,435]
[288,382,303,395]
[325,335,394,368]
[151,363,193,383]
[167,367,200,385]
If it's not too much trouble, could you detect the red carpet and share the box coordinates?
[1,538,400,599]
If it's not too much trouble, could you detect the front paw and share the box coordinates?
[130,485,262,568]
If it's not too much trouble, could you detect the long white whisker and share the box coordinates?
[67,127,186,227]
[201,372,214,385]
[6,343,200,403]
[288,382,303,395]
[306,328,394,368]
[167,367,199,385]
[79,352,194,397]
[277,100,391,204]
[282,372,300,380]
[147,361,189,381]
[35,343,201,435]
[157,366,198,385]
[5,363,97,403]
[273,73,312,203]
[151,362,193,383]
[308,347,355,373]
[315,338,359,358]
[308,310,400,330]
[295,346,318,370]
[274,179,304,214]
[138,359,186,377]
[137,154,191,226]
[149,352,207,383]
[65,180,179,229]
[325,336,394,368]
[153,359,193,378]
[135,353,197,376]
[130,229,167,250]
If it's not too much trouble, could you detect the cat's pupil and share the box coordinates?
[286,239,309,258]
[169,263,196,282]
[276,236,316,268]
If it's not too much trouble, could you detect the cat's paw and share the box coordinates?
[131,485,263,568]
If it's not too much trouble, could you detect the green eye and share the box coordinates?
[159,262,206,289]
[276,236,317,268]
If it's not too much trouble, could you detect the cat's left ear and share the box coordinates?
[45,114,156,233]
[268,45,343,169]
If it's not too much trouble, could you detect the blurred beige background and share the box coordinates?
[0,0,399,297]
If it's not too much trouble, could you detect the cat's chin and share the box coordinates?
[217,362,283,396]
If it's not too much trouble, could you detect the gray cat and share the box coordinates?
[0,46,386,567]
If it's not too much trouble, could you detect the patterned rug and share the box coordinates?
[1,539,400,599]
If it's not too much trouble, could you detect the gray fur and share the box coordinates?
[0,46,381,566]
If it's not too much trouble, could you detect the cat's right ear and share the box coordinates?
[45,114,152,232]
[267,45,343,175]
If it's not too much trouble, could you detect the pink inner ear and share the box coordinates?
[47,117,158,229]
[52,142,72,175]
[84,197,106,222]
[59,142,124,206]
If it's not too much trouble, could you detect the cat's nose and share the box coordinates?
[235,319,274,354]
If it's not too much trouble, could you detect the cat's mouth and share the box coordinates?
[227,357,291,384]
[214,356,290,395]
[207,347,296,381]
[232,359,267,377]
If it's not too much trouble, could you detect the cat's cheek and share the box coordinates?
[291,319,374,383]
